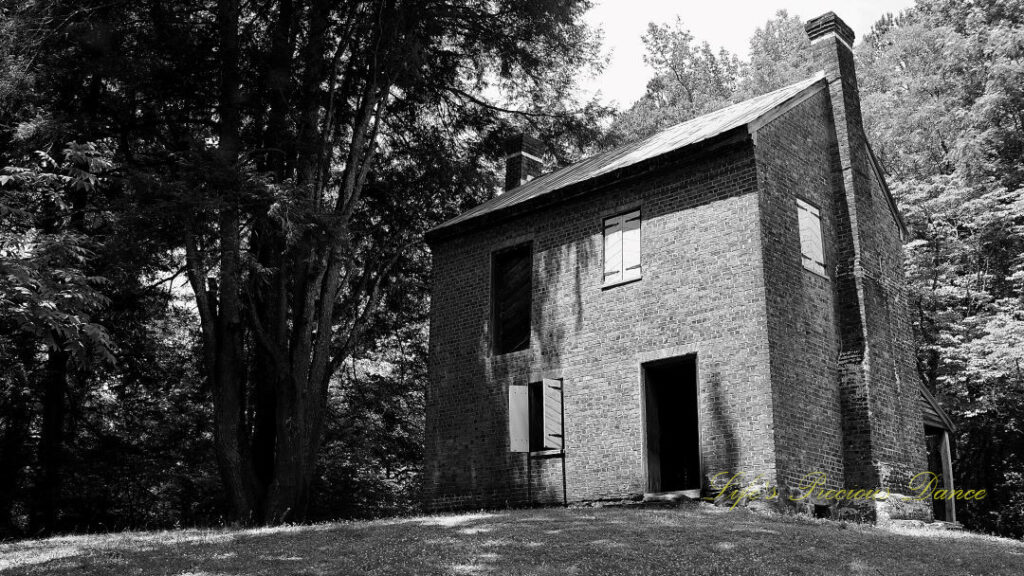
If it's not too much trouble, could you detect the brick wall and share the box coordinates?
[425,143,778,510]
[754,89,847,493]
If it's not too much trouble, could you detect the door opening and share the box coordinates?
[643,355,701,494]
[925,425,956,522]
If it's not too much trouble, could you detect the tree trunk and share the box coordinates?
[262,367,330,523]
[206,0,260,524]
[31,348,68,534]
[0,346,33,538]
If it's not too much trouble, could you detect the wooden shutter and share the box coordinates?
[542,378,564,450]
[622,211,641,281]
[797,199,825,275]
[603,217,622,284]
[509,385,529,452]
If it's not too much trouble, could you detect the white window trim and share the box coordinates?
[603,209,642,288]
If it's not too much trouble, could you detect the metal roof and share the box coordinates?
[430,74,826,236]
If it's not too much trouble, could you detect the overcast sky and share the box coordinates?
[582,0,917,109]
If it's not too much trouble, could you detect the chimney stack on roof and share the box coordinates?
[804,11,866,200]
[504,133,545,192]
[805,11,856,48]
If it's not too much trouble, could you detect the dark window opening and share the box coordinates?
[643,355,701,493]
[492,244,532,354]
[814,505,831,519]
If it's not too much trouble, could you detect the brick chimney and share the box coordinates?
[807,12,929,513]
[504,134,544,191]
[807,8,879,488]
[805,12,869,203]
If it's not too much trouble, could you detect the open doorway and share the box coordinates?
[925,425,956,522]
[643,355,701,495]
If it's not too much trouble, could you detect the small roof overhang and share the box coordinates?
[920,383,957,432]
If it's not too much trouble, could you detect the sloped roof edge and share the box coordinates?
[866,144,911,239]
[920,382,957,432]
[427,73,827,242]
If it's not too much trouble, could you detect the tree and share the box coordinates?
[605,18,740,145]
[1,142,116,535]
[0,0,606,528]
[858,0,1024,536]
[188,0,601,525]
[737,10,815,99]
[604,11,814,147]
[2,0,603,525]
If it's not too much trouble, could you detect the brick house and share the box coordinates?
[423,12,956,522]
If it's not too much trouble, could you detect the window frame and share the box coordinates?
[491,242,533,356]
[509,379,564,455]
[602,208,642,289]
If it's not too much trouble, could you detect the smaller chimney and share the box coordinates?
[504,133,544,191]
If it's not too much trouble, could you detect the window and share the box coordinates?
[796,199,825,276]
[492,243,532,354]
[508,379,564,453]
[604,209,641,286]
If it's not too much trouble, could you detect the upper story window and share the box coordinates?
[797,198,826,276]
[492,243,532,354]
[604,209,641,286]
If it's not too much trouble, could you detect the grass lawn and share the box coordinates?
[1,504,1022,575]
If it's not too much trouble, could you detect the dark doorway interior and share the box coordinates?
[644,356,701,493]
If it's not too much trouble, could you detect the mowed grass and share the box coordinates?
[1,505,1022,575]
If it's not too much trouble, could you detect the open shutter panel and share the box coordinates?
[797,201,825,275]
[508,385,529,452]
[809,216,824,270]
[542,378,563,450]
[603,217,622,284]
[622,211,641,281]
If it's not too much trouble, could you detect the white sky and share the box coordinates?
[582,0,917,109]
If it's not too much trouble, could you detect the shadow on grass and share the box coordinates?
[1,507,1023,576]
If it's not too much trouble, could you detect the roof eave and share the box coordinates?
[866,144,910,240]
[425,127,753,245]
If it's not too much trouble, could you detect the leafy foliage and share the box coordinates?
[1,143,114,367]
[1,0,608,532]
[859,0,1024,537]
[1,141,121,536]
[604,10,812,146]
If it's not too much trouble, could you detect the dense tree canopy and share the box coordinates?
[1,0,606,532]
[859,0,1024,537]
